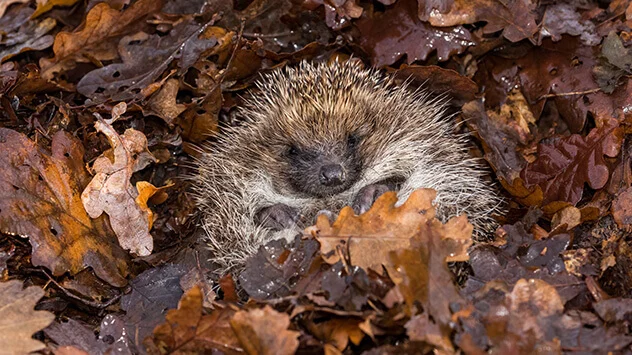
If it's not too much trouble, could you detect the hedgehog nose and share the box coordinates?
[319,164,346,186]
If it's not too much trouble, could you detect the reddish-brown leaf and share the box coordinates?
[145,78,186,126]
[307,318,364,351]
[304,0,362,30]
[355,0,474,67]
[475,38,625,133]
[521,117,623,210]
[612,187,632,229]
[393,65,479,106]
[389,218,466,322]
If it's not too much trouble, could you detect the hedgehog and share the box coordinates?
[194,60,503,274]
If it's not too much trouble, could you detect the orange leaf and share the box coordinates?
[309,189,473,272]
[145,286,243,354]
[230,305,300,355]
[0,129,128,286]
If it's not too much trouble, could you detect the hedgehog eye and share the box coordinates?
[288,144,299,156]
[347,134,361,148]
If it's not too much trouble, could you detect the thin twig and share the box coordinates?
[538,88,601,100]
[242,31,294,39]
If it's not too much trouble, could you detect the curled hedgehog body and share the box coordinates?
[194,61,502,273]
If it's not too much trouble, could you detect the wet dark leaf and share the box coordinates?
[355,0,474,67]
[239,237,319,300]
[77,20,223,102]
[521,118,623,210]
[120,264,186,348]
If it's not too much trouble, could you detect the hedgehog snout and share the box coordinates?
[319,164,346,186]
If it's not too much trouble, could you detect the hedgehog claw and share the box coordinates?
[315,209,337,223]
[256,203,300,231]
[352,184,391,215]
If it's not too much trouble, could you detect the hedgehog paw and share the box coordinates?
[256,203,300,231]
[352,184,391,215]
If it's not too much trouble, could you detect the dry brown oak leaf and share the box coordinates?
[309,188,473,274]
[387,206,469,329]
[0,280,54,355]
[520,117,623,212]
[0,129,129,286]
[417,0,539,43]
[405,313,454,353]
[82,116,158,256]
[231,305,300,355]
[145,78,186,126]
[39,0,163,80]
[144,286,244,354]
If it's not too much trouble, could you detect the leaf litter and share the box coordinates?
[1,0,632,354]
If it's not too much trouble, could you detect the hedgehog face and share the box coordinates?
[281,133,362,197]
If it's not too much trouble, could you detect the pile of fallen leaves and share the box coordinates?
[1,0,632,353]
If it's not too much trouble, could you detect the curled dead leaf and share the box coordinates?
[81,115,157,256]
[550,206,581,233]
[308,318,364,351]
[145,78,186,126]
